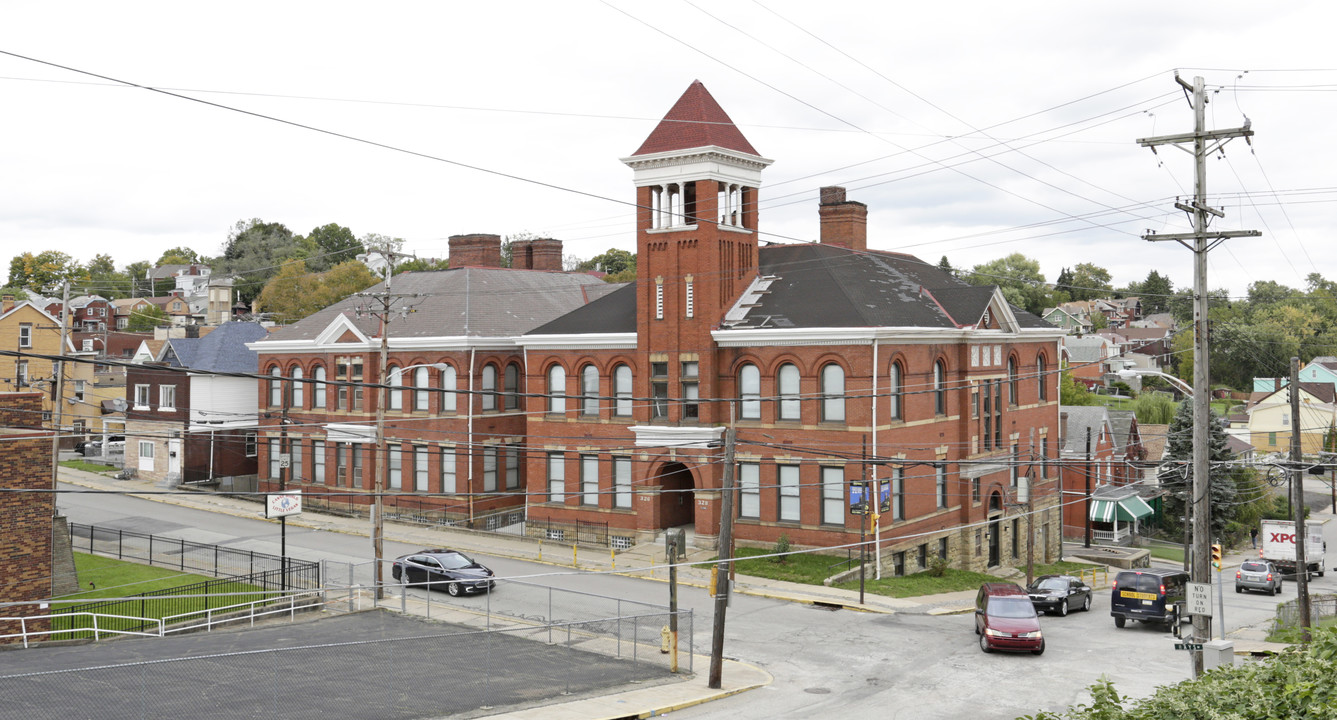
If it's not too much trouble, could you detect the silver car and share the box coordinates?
[1236,560,1283,595]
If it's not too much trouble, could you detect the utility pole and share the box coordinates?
[279,378,291,592]
[1290,356,1313,641]
[49,280,70,502]
[1025,429,1036,587]
[1084,427,1092,548]
[355,244,419,600]
[1137,73,1259,677]
[708,423,736,690]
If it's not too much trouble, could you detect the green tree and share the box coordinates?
[156,246,204,266]
[82,253,132,299]
[125,304,169,331]
[1067,262,1114,301]
[0,286,30,301]
[1159,402,1236,540]
[1134,269,1174,315]
[577,248,636,276]
[964,253,1050,315]
[936,256,955,276]
[1059,367,1100,406]
[300,223,362,272]
[215,219,304,303]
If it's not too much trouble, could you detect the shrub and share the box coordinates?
[770,534,791,564]
[927,556,949,577]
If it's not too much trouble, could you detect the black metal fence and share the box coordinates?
[68,523,320,589]
[49,566,317,639]
[530,516,611,547]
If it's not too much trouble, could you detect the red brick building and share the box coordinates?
[0,392,55,641]
[253,81,1067,574]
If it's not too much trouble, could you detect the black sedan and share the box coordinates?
[1026,574,1092,616]
[391,549,496,596]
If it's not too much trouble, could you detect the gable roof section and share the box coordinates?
[258,267,615,346]
[1138,423,1169,463]
[1107,409,1139,457]
[1060,405,1111,455]
[631,80,760,157]
[527,282,637,336]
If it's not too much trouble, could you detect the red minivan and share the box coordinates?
[975,582,1045,655]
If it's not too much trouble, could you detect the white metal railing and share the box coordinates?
[0,591,327,648]
[1092,526,1133,543]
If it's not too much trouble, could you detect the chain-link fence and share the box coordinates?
[1273,593,1337,634]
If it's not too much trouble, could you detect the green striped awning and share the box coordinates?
[1089,495,1155,523]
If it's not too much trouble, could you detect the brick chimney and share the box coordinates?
[511,238,564,271]
[1,295,13,314]
[818,186,867,251]
[448,234,503,268]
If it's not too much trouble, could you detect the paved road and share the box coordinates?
[53,482,1337,719]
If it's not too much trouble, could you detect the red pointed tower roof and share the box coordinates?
[631,80,760,157]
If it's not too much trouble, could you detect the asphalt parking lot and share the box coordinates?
[0,610,679,720]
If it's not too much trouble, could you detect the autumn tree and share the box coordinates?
[125,304,169,331]
[255,259,379,323]
[215,219,304,303]
[7,251,87,290]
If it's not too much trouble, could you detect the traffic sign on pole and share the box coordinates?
[1187,582,1213,617]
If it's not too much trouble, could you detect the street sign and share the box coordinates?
[1174,642,1204,651]
[265,490,302,518]
[278,453,291,469]
[1187,581,1213,617]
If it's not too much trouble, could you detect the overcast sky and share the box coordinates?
[4,2,1335,299]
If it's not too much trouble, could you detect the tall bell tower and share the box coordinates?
[621,81,772,426]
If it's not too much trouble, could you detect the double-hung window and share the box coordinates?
[821,467,844,525]
[779,465,800,522]
[738,462,760,518]
[581,455,599,506]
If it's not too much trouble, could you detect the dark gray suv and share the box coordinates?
[1236,560,1283,595]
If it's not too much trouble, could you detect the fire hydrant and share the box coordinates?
[660,625,672,654]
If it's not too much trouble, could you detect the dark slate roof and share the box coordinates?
[260,267,616,343]
[1226,435,1255,457]
[631,80,761,157]
[162,338,202,368]
[527,244,1054,335]
[528,282,637,335]
[729,244,1051,330]
[187,321,271,374]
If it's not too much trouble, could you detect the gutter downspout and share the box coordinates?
[872,338,881,580]
[467,347,476,528]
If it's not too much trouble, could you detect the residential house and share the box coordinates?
[1246,381,1337,453]
[1131,312,1174,330]
[145,294,194,326]
[1062,335,1120,389]
[68,295,111,333]
[0,295,99,444]
[1040,306,1091,334]
[1095,326,1174,371]
[121,321,270,485]
[253,82,1069,576]
[110,297,155,330]
[1058,406,1120,539]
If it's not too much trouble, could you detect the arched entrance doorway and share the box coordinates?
[656,462,695,529]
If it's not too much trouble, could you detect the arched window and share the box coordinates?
[581,364,600,416]
[1007,356,1018,406]
[739,364,761,419]
[889,361,903,420]
[439,364,457,413]
[387,365,403,411]
[268,366,282,408]
[613,364,632,416]
[481,364,497,411]
[1037,355,1048,401]
[547,364,566,415]
[503,363,520,410]
[413,366,430,411]
[777,363,800,420]
[312,365,326,409]
[291,366,304,408]
[820,364,845,422]
[934,360,947,415]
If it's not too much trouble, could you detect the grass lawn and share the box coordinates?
[50,553,275,639]
[834,567,1000,598]
[1268,614,1337,643]
[726,546,861,585]
[59,459,119,473]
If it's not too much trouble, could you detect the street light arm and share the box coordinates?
[1118,368,1194,397]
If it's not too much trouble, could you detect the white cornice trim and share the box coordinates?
[516,332,638,351]
[251,334,521,355]
[631,425,725,449]
[712,326,1068,347]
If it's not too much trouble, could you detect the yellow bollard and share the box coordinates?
[611,546,616,571]
[573,544,578,567]
[660,625,671,654]
[708,566,719,596]
[538,540,542,562]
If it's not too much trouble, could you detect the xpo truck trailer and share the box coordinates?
[1260,518,1329,578]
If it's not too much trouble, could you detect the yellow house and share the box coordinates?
[0,296,100,444]
[1246,382,1337,454]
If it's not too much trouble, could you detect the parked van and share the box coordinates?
[1110,568,1187,629]
[975,582,1045,654]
